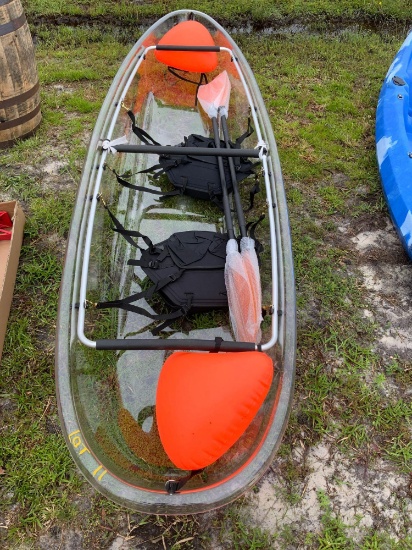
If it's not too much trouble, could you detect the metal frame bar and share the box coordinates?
[96,339,258,351]
[77,44,279,352]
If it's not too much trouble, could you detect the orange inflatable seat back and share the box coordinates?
[154,21,218,74]
[156,351,273,471]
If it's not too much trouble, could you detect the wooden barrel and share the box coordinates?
[0,0,41,148]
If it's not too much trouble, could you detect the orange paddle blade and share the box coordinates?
[156,351,273,470]
[154,21,218,73]
[225,239,257,342]
[241,237,263,343]
[198,70,231,117]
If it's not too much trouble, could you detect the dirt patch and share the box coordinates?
[351,221,412,360]
[248,444,411,546]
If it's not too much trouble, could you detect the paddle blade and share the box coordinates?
[198,70,231,118]
[225,239,256,342]
[156,351,273,470]
[241,237,263,343]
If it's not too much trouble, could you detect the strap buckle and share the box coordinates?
[169,271,181,282]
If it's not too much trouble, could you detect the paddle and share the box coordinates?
[198,71,262,343]
[220,104,263,344]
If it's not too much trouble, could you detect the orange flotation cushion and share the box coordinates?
[154,21,218,73]
[156,351,273,470]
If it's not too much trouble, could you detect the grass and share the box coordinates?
[1,5,412,549]
[22,0,412,28]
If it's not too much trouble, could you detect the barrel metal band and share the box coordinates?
[0,11,26,35]
[0,101,40,130]
[0,81,39,110]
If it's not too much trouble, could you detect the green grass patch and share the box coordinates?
[23,0,412,28]
[1,427,80,531]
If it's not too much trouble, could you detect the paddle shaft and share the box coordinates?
[108,143,260,158]
[221,114,247,238]
[212,116,235,240]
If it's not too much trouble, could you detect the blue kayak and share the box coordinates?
[376,32,412,260]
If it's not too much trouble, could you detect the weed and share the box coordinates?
[218,504,274,549]
[316,489,353,549]
[385,437,412,473]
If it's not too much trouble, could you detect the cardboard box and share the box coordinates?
[0,201,25,362]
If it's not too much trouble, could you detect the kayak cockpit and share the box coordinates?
[76,39,279,353]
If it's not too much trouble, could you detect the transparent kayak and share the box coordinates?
[56,10,296,514]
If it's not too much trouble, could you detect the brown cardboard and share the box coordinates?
[0,201,25,362]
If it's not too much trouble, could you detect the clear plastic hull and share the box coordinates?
[56,10,296,514]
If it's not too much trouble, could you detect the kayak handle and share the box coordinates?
[156,45,221,52]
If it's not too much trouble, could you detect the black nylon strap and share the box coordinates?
[112,226,152,250]
[96,270,184,310]
[128,258,158,269]
[247,214,265,241]
[97,299,186,322]
[207,182,224,211]
[167,68,208,105]
[167,67,208,86]
[235,117,254,148]
[101,200,155,252]
[152,295,192,335]
[111,168,180,198]
[126,110,161,146]
[144,159,180,179]
[245,178,261,213]
[245,215,265,260]
[151,316,179,335]
[210,337,223,353]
